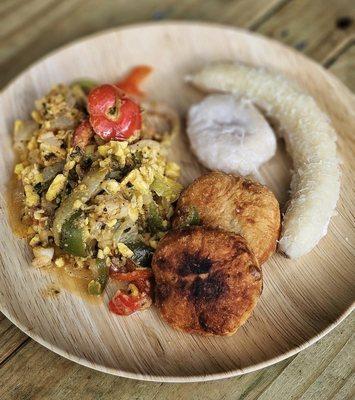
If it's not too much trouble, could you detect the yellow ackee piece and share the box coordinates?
[24,185,40,207]
[45,174,66,201]
[117,243,133,258]
[165,162,180,179]
[14,163,24,177]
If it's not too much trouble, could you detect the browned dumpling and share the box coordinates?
[152,227,262,336]
[173,172,280,265]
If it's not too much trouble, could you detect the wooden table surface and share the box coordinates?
[0,1,354,399]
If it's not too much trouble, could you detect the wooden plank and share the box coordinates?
[256,315,354,400]
[0,0,286,88]
[1,0,351,88]
[299,334,354,399]
[46,357,293,400]
[0,315,352,400]
[332,373,355,400]
[257,0,355,64]
[0,313,28,365]
[0,1,354,398]
[328,44,355,92]
[0,0,27,15]
[149,0,289,26]
[0,0,83,63]
[0,0,58,39]
[0,340,79,400]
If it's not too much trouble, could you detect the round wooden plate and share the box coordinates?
[0,22,354,382]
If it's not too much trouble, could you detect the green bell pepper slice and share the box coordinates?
[147,203,165,234]
[128,242,154,268]
[181,205,200,227]
[88,259,109,296]
[71,78,98,94]
[150,174,183,202]
[60,211,87,257]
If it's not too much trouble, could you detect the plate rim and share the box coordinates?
[1,302,353,382]
[0,21,354,383]
[1,20,354,98]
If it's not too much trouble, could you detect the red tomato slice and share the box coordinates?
[72,120,93,148]
[87,84,141,141]
[110,268,153,296]
[115,65,152,97]
[109,268,154,316]
[110,268,152,282]
[109,289,151,316]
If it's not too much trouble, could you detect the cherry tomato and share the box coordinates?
[72,120,93,148]
[115,65,152,97]
[109,289,151,316]
[87,84,141,141]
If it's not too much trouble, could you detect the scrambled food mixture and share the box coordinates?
[12,67,183,315]
[9,59,339,336]
[10,64,287,336]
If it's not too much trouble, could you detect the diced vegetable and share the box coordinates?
[130,242,154,268]
[150,174,182,202]
[13,120,38,153]
[180,205,200,227]
[108,272,153,315]
[49,116,76,130]
[32,246,54,268]
[88,259,109,295]
[116,242,134,258]
[24,185,40,207]
[73,120,94,148]
[115,65,152,97]
[140,101,180,144]
[42,162,65,182]
[60,211,87,257]
[109,289,146,316]
[88,84,142,141]
[71,78,98,93]
[110,268,153,284]
[113,222,138,245]
[147,203,164,233]
[45,173,66,201]
[53,165,109,245]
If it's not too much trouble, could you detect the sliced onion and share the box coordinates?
[130,139,161,151]
[49,116,76,130]
[13,120,38,153]
[52,165,109,245]
[141,101,180,145]
[38,131,62,147]
[42,162,65,182]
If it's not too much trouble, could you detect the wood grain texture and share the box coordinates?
[257,0,355,63]
[0,0,354,396]
[1,0,353,89]
[0,313,28,364]
[0,314,352,400]
[0,22,354,383]
[329,44,355,92]
[0,0,287,88]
